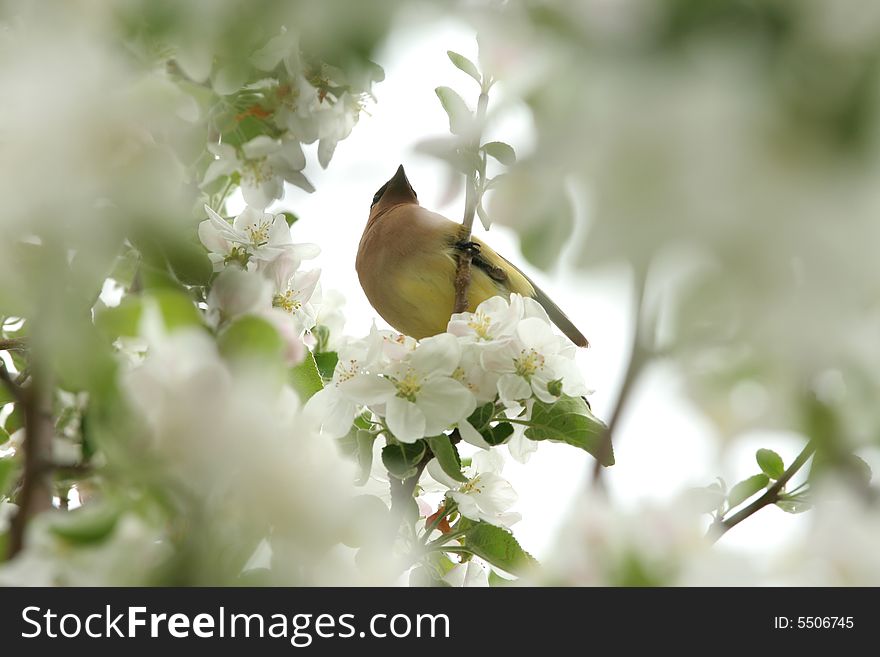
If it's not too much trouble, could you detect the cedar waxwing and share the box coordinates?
[356,165,589,347]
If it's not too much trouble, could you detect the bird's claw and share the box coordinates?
[454,240,481,257]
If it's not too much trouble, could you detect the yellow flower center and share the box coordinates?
[244,159,273,189]
[244,217,272,246]
[452,366,477,393]
[460,474,484,494]
[393,369,422,402]
[336,359,359,384]
[467,312,492,340]
[273,290,302,314]
[514,348,544,380]
[224,245,250,268]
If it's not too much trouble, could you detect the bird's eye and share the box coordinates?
[371,182,389,208]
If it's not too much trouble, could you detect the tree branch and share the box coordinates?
[592,271,647,487]
[7,367,55,559]
[452,91,489,314]
[389,431,463,527]
[708,440,816,543]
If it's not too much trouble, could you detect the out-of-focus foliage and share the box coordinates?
[0,0,393,585]
[2,0,879,587]
[477,0,880,465]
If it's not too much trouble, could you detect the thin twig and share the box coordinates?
[592,271,648,487]
[389,431,463,529]
[0,361,24,404]
[452,91,489,314]
[708,441,816,543]
[0,338,27,353]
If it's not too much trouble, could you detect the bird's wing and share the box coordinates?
[471,237,589,348]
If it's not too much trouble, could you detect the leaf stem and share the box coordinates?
[420,500,458,545]
[425,528,468,549]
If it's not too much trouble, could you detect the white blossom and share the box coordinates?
[201,136,313,210]
[431,450,521,528]
[365,334,476,443]
[199,204,319,272]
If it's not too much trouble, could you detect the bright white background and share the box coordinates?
[229,11,809,561]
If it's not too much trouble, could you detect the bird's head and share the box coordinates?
[369,165,419,217]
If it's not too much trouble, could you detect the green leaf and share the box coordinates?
[462,522,537,576]
[313,351,338,381]
[524,395,612,466]
[218,315,284,363]
[484,174,508,191]
[0,456,16,496]
[289,351,324,402]
[482,141,516,165]
[0,426,9,445]
[95,289,202,339]
[687,483,725,514]
[0,384,14,407]
[483,422,513,446]
[281,211,298,227]
[756,448,785,479]
[476,201,491,230]
[109,249,140,289]
[382,441,426,480]
[447,50,481,84]
[139,262,185,292]
[488,570,516,587]
[776,498,812,514]
[151,290,204,331]
[435,86,472,136]
[467,402,495,432]
[4,404,23,434]
[49,504,120,544]
[95,297,142,338]
[849,454,873,486]
[727,474,770,508]
[164,241,213,287]
[338,426,376,487]
[354,430,376,486]
[427,435,467,483]
[409,565,452,587]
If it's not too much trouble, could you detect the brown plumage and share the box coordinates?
[356,165,588,347]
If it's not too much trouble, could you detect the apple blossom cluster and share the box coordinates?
[200,28,382,210]
[305,294,591,531]
[198,204,325,364]
[308,295,586,445]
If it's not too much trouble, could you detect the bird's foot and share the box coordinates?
[454,240,481,257]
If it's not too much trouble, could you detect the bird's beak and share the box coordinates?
[386,164,410,194]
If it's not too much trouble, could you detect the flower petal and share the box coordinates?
[418,378,476,436]
[338,373,395,405]
[303,386,357,438]
[412,333,460,377]
[385,396,426,443]
[497,373,531,405]
[242,135,280,159]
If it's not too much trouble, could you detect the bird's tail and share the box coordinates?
[496,253,589,347]
[529,278,589,348]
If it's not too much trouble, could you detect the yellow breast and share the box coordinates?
[356,204,533,339]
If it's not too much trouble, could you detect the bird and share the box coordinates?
[356,165,588,347]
